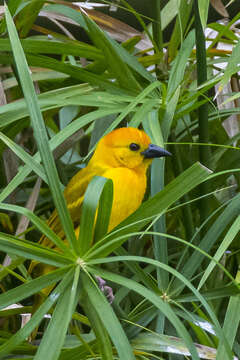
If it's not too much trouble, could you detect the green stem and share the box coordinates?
[152,0,163,55]
[170,135,194,240]
[194,0,211,222]
[81,281,114,359]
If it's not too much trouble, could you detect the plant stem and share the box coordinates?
[152,0,163,55]
[194,0,211,222]
[170,135,194,240]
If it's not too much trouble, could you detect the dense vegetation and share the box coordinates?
[0,1,240,359]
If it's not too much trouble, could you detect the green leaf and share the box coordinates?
[129,100,158,128]
[81,284,114,359]
[147,89,179,295]
[45,4,154,84]
[0,83,93,129]
[0,38,103,60]
[198,215,240,290]
[0,108,119,203]
[94,178,113,242]
[83,14,142,93]
[0,266,73,311]
[163,86,180,141]
[170,193,240,296]
[168,0,193,60]
[34,266,80,360]
[25,53,126,94]
[92,81,162,142]
[88,267,200,360]
[132,332,217,359]
[167,30,195,100]
[218,37,240,96]
[81,272,135,360]
[0,203,72,257]
[86,162,211,259]
[0,232,72,267]
[78,176,113,256]
[44,4,86,30]
[198,0,209,29]
[5,4,77,252]
[217,270,240,360]
[0,132,48,183]
[89,256,232,359]
[177,283,240,302]
[161,0,180,30]
[0,268,74,357]
[17,0,45,37]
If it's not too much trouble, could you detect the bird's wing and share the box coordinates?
[39,164,107,247]
[28,166,96,275]
[29,165,108,276]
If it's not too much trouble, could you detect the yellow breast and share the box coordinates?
[103,167,147,231]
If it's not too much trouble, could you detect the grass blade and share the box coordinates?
[0,268,74,357]
[170,193,240,296]
[5,4,77,252]
[89,267,200,360]
[198,215,240,290]
[78,176,113,255]
[81,272,135,360]
[0,266,73,310]
[0,232,72,267]
[86,162,211,259]
[0,132,47,183]
[217,270,240,360]
[34,266,80,360]
[0,203,73,256]
[0,108,119,202]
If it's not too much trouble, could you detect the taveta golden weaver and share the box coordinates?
[29,127,171,276]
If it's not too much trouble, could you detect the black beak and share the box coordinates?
[141,144,172,159]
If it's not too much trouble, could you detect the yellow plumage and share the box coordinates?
[29,127,170,276]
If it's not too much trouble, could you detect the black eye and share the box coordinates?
[129,143,140,151]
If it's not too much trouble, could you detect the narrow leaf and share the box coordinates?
[34,266,80,360]
[5,4,77,252]
[82,272,135,360]
[0,268,74,357]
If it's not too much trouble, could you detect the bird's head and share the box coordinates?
[91,127,171,172]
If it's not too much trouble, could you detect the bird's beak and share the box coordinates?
[141,144,172,159]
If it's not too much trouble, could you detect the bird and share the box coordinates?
[28,127,171,334]
[29,127,171,276]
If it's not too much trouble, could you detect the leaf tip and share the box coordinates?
[197,162,213,175]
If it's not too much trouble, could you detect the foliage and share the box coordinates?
[0,0,240,359]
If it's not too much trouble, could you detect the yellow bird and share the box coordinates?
[29,127,170,276]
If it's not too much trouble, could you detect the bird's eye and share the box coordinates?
[129,143,140,151]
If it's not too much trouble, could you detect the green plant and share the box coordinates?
[0,1,240,359]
